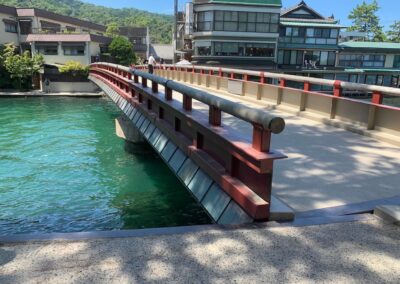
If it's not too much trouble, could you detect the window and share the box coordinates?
[199,11,279,33]
[279,50,304,65]
[19,20,32,35]
[63,44,85,56]
[339,54,385,68]
[197,11,213,31]
[330,29,338,38]
[66,26,76,32]
[4,20,17,33]
[297,28,338,45]
[394,55,400,68]
[36,44,58,55]
[195,41,212,56]
[40,21,61,33]
[213,42,275,57]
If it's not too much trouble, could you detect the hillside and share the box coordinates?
[0,0,174,44]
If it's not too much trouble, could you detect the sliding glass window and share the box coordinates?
[198,11,279,33]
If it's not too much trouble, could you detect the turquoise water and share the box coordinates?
[0,97,210,235]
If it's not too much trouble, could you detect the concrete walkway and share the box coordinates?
[0,217,398,283]
[168,83,400,214]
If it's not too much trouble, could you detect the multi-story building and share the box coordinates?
[0,4,150,66]
[191,0,282,68]
[277,1,343,71]
[119,26,150,59]
[180,0,400,88]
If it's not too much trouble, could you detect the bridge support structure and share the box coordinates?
[89,63,287,224]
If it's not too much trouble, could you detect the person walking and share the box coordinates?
[148,54,156,74]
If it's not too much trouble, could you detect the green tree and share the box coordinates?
[348,0,385,42]
[387,21,400,42]
[59,61,89,77]
[109,36,136,66]
[106,22,120,38]
[2,43,44,89]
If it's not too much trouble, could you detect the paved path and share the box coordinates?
[162,82,400,213]
[0,218,398,283]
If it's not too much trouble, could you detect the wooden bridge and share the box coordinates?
[89,63,400,224]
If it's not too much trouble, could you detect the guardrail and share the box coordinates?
[134,64,400,100]
[89,62,288,220]
[131,64,399,141]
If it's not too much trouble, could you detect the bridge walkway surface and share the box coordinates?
[151,80,400,215]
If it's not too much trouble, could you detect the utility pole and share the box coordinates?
[173,0,178,63]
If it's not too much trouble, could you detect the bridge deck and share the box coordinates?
[153,81,400,214]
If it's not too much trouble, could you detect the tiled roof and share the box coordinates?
[150,44,174,60]
[26,34,91,42]
[280,17,337,24]
[280,21,345,28]
[0,4,17,15]
[340,41,400,50]
[16,8,106,32]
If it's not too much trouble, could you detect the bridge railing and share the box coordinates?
[135,64,400,99]
[132,64,400,141]
[89,62,287,221]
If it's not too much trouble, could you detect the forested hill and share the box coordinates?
[0,0,174,44]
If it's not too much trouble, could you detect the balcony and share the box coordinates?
[31,28,94,35]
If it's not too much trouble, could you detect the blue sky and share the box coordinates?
[84,0,398,30]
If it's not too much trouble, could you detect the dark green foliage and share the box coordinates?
[387,21,400,43]
[109,36,136,66]
[347,0,386,42]
[0,0,173,44]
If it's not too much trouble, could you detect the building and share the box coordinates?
[119,26,150,59]
[0,4,150,66]
[191,0,282,68]
[277,2,400,88]
[178,0,400,88]
[278,1,343,71]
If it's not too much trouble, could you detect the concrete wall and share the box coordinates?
[44,81,98,93]
[0,12,19,45]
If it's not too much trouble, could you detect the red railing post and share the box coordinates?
[209,106,222,126]
[304,81,311,92]
[279,79,286,87]
[252,123,271,153]
[134,75,139,84]
[372,91,383,104]
[142,78,147,88]
[165,87,172,101]
[230,72,234,80]
[260,72,265,84]
[218,68,223,77]
[243,74,248,81]
[183,95,192,111]
[152,81,158,93]
[209,69,213,76]
[333,80,342,97]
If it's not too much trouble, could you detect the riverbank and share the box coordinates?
[0,91,102,97]
[0,217,398,283]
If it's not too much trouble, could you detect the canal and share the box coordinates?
[0,97,211,235]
